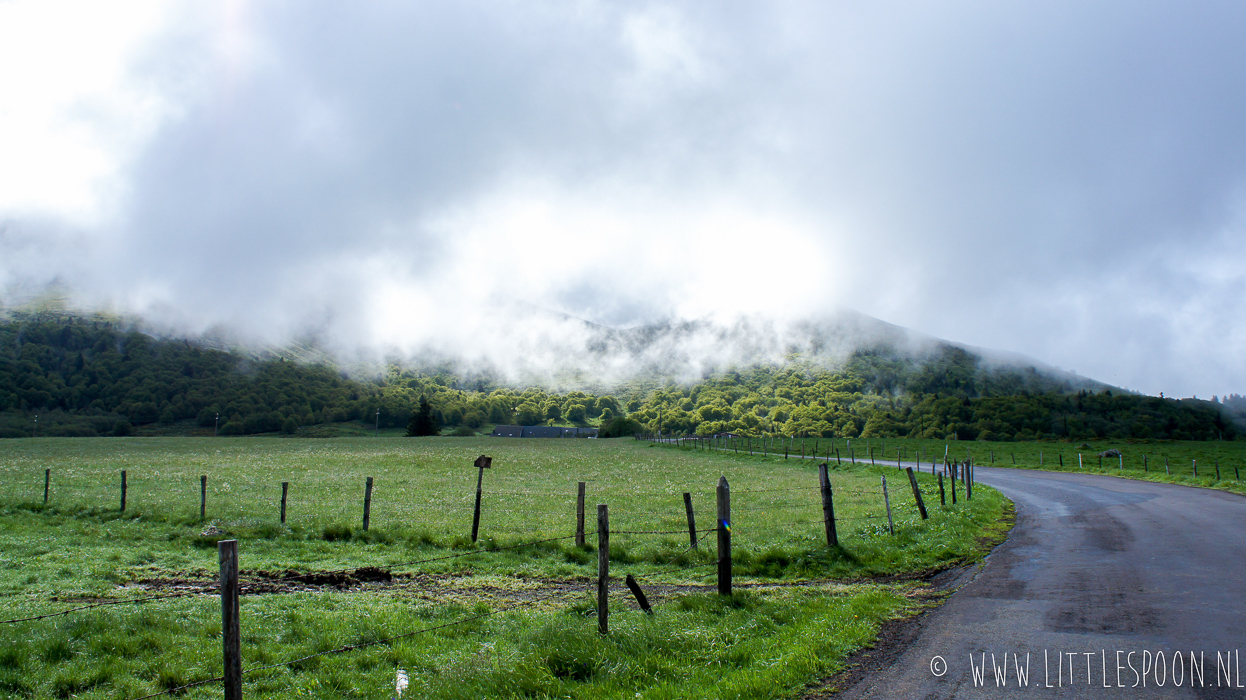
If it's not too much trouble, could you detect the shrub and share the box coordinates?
[599,416,643,438]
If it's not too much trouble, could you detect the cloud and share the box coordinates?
[2,0,1245,397]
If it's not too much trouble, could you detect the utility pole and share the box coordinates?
[374,408,380,436]
[214,413,220,437]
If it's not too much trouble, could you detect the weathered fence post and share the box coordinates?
[1144,455,1148,472]
[1165,457,1170,475]
[683,492,697,549]
[625,574,653,614]
[280,481,288,524]
[43,469,50,505]
[218,539,241,700]
[1215,461,1220,480]
[120,470,127,512]
[881,476,894,535]
[200,475,207,520]
[905,467,928,520]
[597,504,609,634]
[576,482,587,547]
[966,463,973,500]
[471,455,492,542]
[1193,460,1198,477]
[363,476,374,531]
[950,467,957,505]
[818,463,838,547]
[717,476,731,596]
[938,473,946,506]
[897,450,901,470]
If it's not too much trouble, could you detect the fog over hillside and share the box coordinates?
[2,2,1244,398]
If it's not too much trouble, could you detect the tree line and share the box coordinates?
[0,314,1234,441]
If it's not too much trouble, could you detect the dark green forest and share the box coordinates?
[0,313,1235,441]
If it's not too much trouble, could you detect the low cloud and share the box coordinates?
[2,1,1245,397]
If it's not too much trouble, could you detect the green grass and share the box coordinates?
[0,437,1005,699]
[681,434,1246,495]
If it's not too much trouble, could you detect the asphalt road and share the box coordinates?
[837,466,1246,699]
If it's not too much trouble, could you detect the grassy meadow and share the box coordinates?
[690,434,1246,495]
[0,436,1007,699]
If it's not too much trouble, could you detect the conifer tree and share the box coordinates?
[406,395,440,436]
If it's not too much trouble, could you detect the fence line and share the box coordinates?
[0,591,204,626]
[2,451,974,698]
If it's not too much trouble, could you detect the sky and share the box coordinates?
[1,0,1244,398]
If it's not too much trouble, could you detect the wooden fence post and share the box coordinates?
[43,469,50,505]
[280,481,288,524]
[717,476,731,596]
[905,467,928,519]
[597,504,609,634]
[881,476,894,535]
[966,463,973,500]
[625,574,653,614]
[120,470,127,512]
[576,482,586,547]
[1144,455,1148,472]
[950,467,957,505]
[471,455,492,543]
[897,450,901,470]
[363,476,373,531]
[1215,461,1220,480]
[938,473,946,506]
[818,463,838,547]
[218,539,241,700]
[1165,457,1169,475]
[200,475,207,520]
[1193,460,1198,477]
[683,492,698,549]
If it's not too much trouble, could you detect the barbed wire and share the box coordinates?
[242,533,587,586]
[0,591,204,625]
[730,486,821,494]
[244,587,583,676]
[127,587,587,699]
[612,529,696,536]
[129,674,226,700]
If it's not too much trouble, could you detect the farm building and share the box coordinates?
[490,425,599,438]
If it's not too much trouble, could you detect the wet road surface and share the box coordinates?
[836,466,1246,699]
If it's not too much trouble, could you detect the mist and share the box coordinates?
[2,1,1245,398]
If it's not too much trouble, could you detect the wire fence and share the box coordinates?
[0,445,978,698]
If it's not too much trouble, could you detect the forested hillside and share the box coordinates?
[0,313,1234,441]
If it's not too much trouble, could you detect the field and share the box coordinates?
[685,434,1246,495]
[0,436,1007,699]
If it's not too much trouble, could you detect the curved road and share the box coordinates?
[838,466,1246,699]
